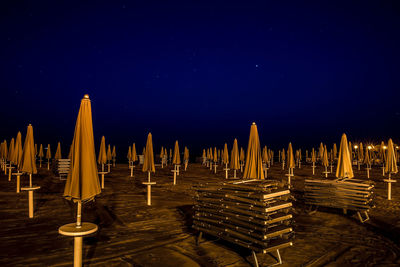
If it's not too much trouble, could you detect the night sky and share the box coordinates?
[1,1,400,159]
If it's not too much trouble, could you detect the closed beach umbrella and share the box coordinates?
[127,146,132,162]
[385,138,398,176]
[336,133,354,179]
[322,145,329,167]
[333,143,338,159]
[364,146,371,165]
[46,144,52,160]
[230,139,240,172]
[287,143,295,169]
[243,122,264,179]
[222,143,229,165]
[142,133,155,175]
[38,144,44,159]
[8,138,15,163]
[173,141,181,165]
[112,146,116,158]
[132,143,138,162]
[21,124,38,184]
[106,144,112,162]
[184,146,189,162]
[64,94,101,201]
[55,142,62,160]
[13,132,23,168]
[213,147,218,163]
[97,136,107,165]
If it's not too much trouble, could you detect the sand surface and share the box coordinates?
[0,162,399,266]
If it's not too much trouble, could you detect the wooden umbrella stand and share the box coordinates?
[322,166,329,178]
[142,172,156,205]
[213,163,217,174]
[384,173,396,200]
[263,164,269,179]
[98,171,108,189]
[59,201,98,267]
[12,170,23,193]
[171,165,178,185]
[129,165,134,177]
[7,165,14,181]
[20,174,40,218]
[224,164,230,179]
[312,162,316,175]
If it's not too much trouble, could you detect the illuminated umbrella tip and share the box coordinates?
[252,122,256,125]
[84,94,90,99]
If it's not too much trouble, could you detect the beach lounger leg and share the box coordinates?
[268,249,282,266]
[196,231,203,246]
[357,211,369,223]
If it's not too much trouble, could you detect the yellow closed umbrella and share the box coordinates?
[34,144,37,158]
[385,139,398,177]
[333,143,338,159]
[322,145,329,177]
[212,147,218,173]
[46,144,51,170]
[319,142,324,161]
[132,143,138,162]
[97,136,107,172]
[8,138,15,164]
[286,143,295,186]
[348,141,353,162]
[336,134,354,179]
[38,144,44,167]
[311,148,316,175]
[243,123,264,179]
[164,147,168,165]
[230,139,240,178]
[13,132,23,170]
[281,148,286,170]
[239,147,245,172]
[142,133,156,205]
[173,141,181,165]
[160,146,164,167]
[55,142,62,160]
[384,138,398,200]
[60,94,101,266]
[222,143,229,178]
[106,144,112,172]
[112,145,116,166]
[127,146,132,162]
[364,145,371,178]
[184,146,189,171]
[20,124,40,218]
[202,149,206,165]
[142,133,155,180]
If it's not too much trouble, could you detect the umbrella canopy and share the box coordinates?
[97,136,107,165]
[385,139,398,175]
[132,143,138,161]
[364,145,371,165]
[142,133,155,173]
[142,147,146,157]
[281,148,286,162]
[34,144,37,157]
[202,149,206,159]
[333,143,337,159]
[106,144,112,162]
[173,141,181,165]
[3,140,8,160]
[64,94,101,201]
[112,146,116,158]
[20,124,37,174]
[184,146,189,162]
[322,145,329,167]
[127,146,132,161]
[46,144,51,159]
[262,146,268,163]
[222,143,229,165]
[240,147,245,162]
[38,144,44,158]
[348,141,353,161]
[336,134,354,179]
[213,147,218,163]
[230,139,240,170]
[311,148,316,163]
[287,143,295,169]
[13,132,23,168]
[359,143,364,161]
[160,146,164,159]
[243,123,264,179]
[8,138,15,163]
[55,142,62,160]
[319,143,324,160]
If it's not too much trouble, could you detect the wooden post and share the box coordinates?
[28,190,34,218]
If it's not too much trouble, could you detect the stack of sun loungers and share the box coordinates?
[304,178,374,223]
[193,179,294,266]
[53,159,71,180]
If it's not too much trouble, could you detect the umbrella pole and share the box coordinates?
[148,171,150,183]
[325,166,328,178]
[102,164,104,172]
[130,166,133,177]
[225,163,228,179]
[47,160,50,170]
[234,169,237,178]
[29,173,32,188]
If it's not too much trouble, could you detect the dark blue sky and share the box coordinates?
[1,1,400,158]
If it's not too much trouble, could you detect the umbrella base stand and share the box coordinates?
[223,168,230,179]
[384,179,396,200]
[142,182,156,205]
[322,171,329,178]
[171,170,178,185]
[12,172,23,193]
[176,165,181,175]
[98,172,108,189]
[59,222,98,267]
[366,168,371,179]
[21,186,41,218]
[107,164,111,173]
[7,166,14,181]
